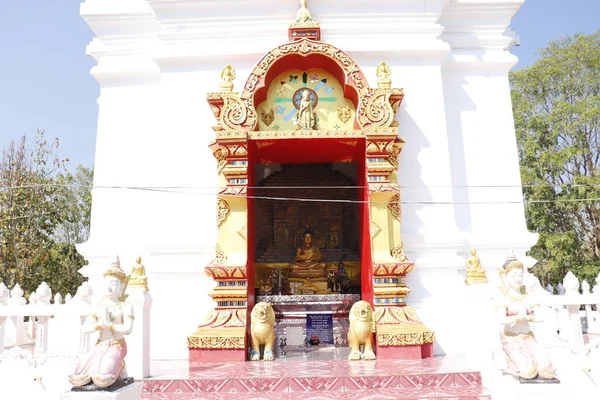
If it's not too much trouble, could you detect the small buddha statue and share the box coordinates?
[376,61,392,88]
[220,64,236,92]
[289,228,329,294]
[495,253,556,380]
[129,255,148,291]
[69,256,134,389]
[465,249,488,285]
[296,90,317,130]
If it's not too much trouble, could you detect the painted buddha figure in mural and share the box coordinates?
[289,228,329,294]
[296,90,318,130]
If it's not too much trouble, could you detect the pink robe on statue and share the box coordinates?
[69,339,127,387]
[501,308,556,380]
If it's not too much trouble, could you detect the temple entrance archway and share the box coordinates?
[187,3,434,362]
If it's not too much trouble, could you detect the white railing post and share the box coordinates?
[125,257,152,379]
[73,282,94,355]
[589,272,600,334]
[562,272,585,350]
[545,283,554,294]
[28,292,37,340]
[34,316,50,356]
[0,283,8,354]
[34,282,52,356]
[8,284,27,346]
[582,281,592,333]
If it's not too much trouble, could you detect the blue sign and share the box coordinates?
[306,314,333,344]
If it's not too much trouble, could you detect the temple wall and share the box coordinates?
[78,0,528,360]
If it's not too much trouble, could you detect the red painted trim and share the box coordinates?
[246,148,257,338]
[357,140,373,305]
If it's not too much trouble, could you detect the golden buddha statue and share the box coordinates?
[288,228,329,294]
[129,255,148,291]
[219,64,236,92]
[465,248,488,285]
[376,61,392,88]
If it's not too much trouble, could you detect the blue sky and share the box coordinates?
[0,0,599,171]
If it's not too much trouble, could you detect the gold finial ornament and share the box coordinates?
[220,64,236,92]
[465,249,488,285]
[129,255,149,291]
[289,0,320,40]
[290,0,320,29]
[376,62,392,88]
[296,0,313,23]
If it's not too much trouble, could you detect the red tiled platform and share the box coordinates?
[139,356,490,399]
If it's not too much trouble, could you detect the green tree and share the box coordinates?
[0,131,92,297]
[55,165,93,244]
[511,30,600,287]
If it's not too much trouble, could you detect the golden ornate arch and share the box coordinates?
[188,2,434,362]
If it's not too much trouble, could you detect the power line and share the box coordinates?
[1,183,600,191]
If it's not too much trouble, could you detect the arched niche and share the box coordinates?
[240,40,371,131]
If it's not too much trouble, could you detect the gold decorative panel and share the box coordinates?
[257,69,356,131]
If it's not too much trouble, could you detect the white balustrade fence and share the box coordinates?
[537,271,600,351]
[0,281,95,357]
[0,278,152,379]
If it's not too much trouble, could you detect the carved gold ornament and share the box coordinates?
[388,194,401,222]
[374,306,435,346]
[377,331,435,346]
[261,108,275,126]
[337,105,351,123]
[210,144,228,173]
[220,64,236,92]
[187,336,245,349]
[391,242,407,261]
[216,199,230,227]
[210,244,227,266]
[358,91,396,128]
[376,61,392,88]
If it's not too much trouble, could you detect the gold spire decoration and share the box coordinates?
[219,65,236,92]
[376,62,392,88]
[290,0,319,28]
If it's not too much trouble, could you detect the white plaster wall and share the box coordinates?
[78,0,529,360]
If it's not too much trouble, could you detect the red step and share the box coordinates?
[139,357,490,399]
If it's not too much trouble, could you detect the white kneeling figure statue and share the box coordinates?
[495,253,556,380]
[69,257,134,388]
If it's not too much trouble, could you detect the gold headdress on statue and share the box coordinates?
[103,255,130,301]
[499,249,524,275]
[497,249,525,295]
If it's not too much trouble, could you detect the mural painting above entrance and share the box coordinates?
[257,69,356,131]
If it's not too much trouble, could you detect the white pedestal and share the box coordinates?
[126,289,152,379]
[60,383,142,400]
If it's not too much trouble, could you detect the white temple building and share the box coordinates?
[77,0,535,363]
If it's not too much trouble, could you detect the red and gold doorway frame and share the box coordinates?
[187,15,434,362]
